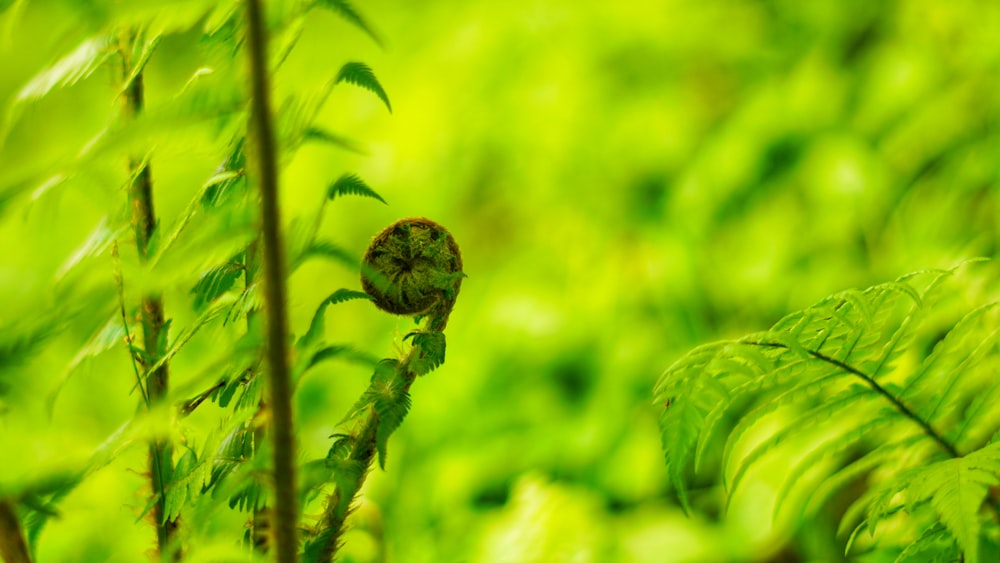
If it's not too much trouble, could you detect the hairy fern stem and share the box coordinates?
[244,1,298,561]
[243,239,272,553]
[314,345,422,562]
[746,341,962,458]
[0,501,31,563]
[117,30,179,560]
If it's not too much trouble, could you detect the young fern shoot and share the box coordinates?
[302,218,464,562]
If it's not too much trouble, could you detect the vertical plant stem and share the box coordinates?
[245,238,271,553]
[0,501,31,563]
[244,2,298,562]
[118,30,178,561]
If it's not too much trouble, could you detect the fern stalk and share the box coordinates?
[244,1,298,561]
[117,29,178,561]
[311,346,422,562]
[245,238,271,553]
[0,501,31,563]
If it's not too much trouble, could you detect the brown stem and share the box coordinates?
[0,501,31,563]
[244,239,271,553]
[244,1,298,561]
[118,30,178,561]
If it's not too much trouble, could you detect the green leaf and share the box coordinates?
[190,260,243,313]
[726,386,876,498]
[298,289,373,350]
[303,127,366,154]
[298,240,362,271]
[327,173,387,204]
[56,216,124,279]
[802,433,922,518]
[335,62,392,113]
[201,142,246,208]
[338,360,398,426]
[121,34,162,95]
[330,457,365,518]
[164,448,199,521]
[4,36,113,140]
[894,525,957,563]
[371,365,411,469]
[0,321,54,376]
[905,443,1000,563]
[141,293,238,383]
[316,0,383,46]
[45,315,124,409]
[234,370,264,411]
[408,331,446,376]
[307,345,379,371]
[297,459,335,506]
[20,472,83,551]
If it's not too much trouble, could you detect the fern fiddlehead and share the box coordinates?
[360,217,464,329]
[303,218,464,562]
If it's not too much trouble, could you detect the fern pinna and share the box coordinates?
[655,263,1000,562]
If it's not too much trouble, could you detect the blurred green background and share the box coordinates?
[2,0,999,561]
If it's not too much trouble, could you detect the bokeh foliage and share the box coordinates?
[1,0,999,561]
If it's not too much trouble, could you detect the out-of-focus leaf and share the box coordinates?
[120,34,162,95]
[302,127,365,154]
[56,217,124,279]
[315,0,383,46]
[4,36,113,141]
[298,289,373,350]
[334,62,391,113]
[190,260,243,313]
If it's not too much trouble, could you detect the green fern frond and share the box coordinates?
[297,240,361,271]
[3,35,113,140]
[895,525,958,563]
[327,173,387,204]
[369,362,411,469]
[902,443,1000,563]
[726,385,879,497]
[903,303,1000,426]
[120,33,162,95]
[335,62,392,113]
[0,321,55,375]
[139,293,238,387]
[657,264,1000,558]
[407,331,446,376]
[234,370,264,411]
[338,360,399,427]
[306,345,379,371]
[298,289,373,350]
[190,260,244,313]
[796,432,922,519]
[303,127,366,154]
[315,0,383,46]
[19,472,82,554]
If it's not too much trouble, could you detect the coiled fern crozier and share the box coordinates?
[656,262,1000,562]
[301,218,464,562]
